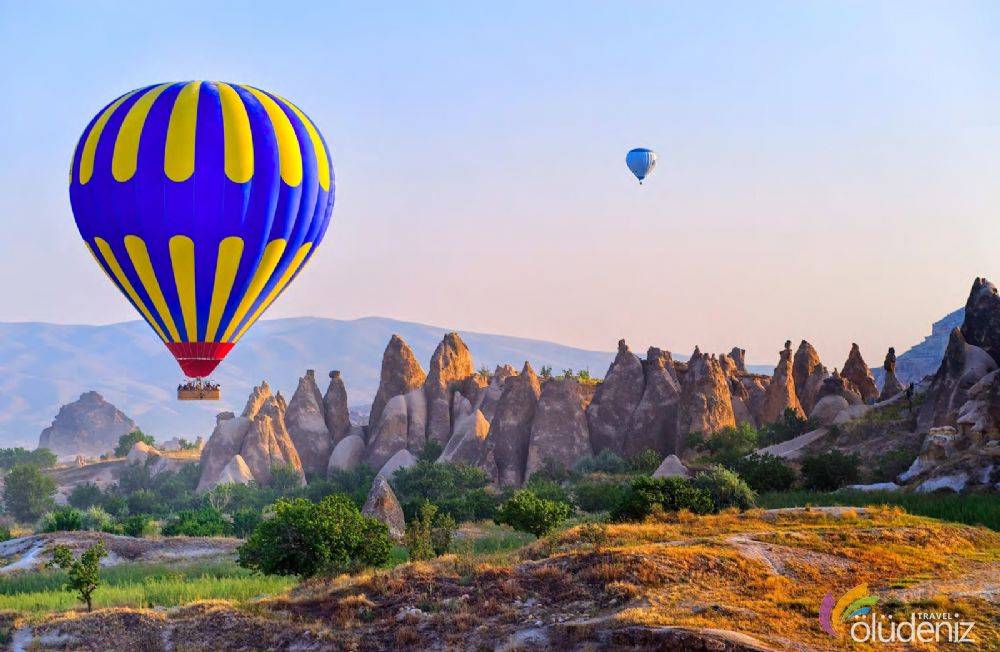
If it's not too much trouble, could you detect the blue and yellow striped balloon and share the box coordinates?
[69,82,335,378]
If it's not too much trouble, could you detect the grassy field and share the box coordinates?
[0,560,295,614]
[758,490,1000,530]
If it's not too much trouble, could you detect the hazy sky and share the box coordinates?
[1,1,998,368]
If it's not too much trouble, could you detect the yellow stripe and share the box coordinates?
[112,83,172,182]
[123,235,181,342]
[164,82,201,182]
[233,243,312,343]
[273,94,329,191]
[79,91,138,184]
[93,237,168,343]
[168,236,198,342]
[220,239,287,342]
[241,86,302,186]
[217,83,253,183]
[205,237,244,342]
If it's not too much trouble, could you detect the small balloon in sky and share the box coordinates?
[626,147,657,184]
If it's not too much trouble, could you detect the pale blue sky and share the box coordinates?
[0,1,998,366]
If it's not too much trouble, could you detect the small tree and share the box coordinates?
[3,464,56,522]
[40,507,84,532]
[114,429,156,457]
[495,489,572,537]
[48,540,107,611]
[611,476,713,522]
[161,507,231,537]
[801,451,861,490]
[691,466,756,512]
[269,463,303,494]
[732,453,797,492]
[68,483,106,510]
[627,449,662,474]
[403,502,457,561]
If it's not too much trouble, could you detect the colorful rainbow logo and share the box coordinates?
[819,584,879,636]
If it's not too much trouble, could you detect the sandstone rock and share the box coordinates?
[362,476,406,540]
[242,381,274,419]
[214,455,254,487]
[800,364,828,416]
[879,347,905,401]
[623,348,681,457]
[678,349,736,445]
[403,388,429,453]
[196,413,252,492]
[37,391,137,459]
[285,370,332,478]
[376,448,417,481]
[366,394,410,469]
[960,277,1000,364]
[481,364,517,421]
[323,371,351,445]
[809,395,850,426]
[240,409,305,487]
[728,347,747,373]
[842,344,879,403]
[652,454,689,479]
[327,434,366,474]
[586,340,645,455]
[916,473,969,493]
[423,333,475,446]
[792,341,824,413]
[125,441,157,466]
[844,482,900,492]
[814,370,863,406]
[369,335,426,430]
[525,378,592,480]
[440,409,490,465]
[741,375,770,425]
[491,362,542,486]
[917,328,998,432]
[758,341,804,424]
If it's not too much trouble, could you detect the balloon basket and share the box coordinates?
[177,380,221,401]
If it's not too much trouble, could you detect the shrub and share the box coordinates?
[628,449,662,474]
[691,466,756,512]
[698,423,758,467]
[40,507,84,533]
[758,408,813,446]
[417,440,443,463]
[237,495,391,577]
[611,476,712,522]
[801,450,861,490]
[522,478,572,506]
[571,480,625,513]
[873,448,918,483]
[403,502,456,560]
[0,525,11,542]
[232,508,262,538]
[494,490,572,537]
[732,453,797,492]
[0,448,56,470]
[3,464,56,522]
[574,450,629,475]
[81,506,117,533]
[126,489,162,517]
[321,464,377,508]
[527,457,579,484]
[392,461,497,521]
[67,483,106,510]
[48,541,107,611]
[114,429,156,457]
[161,507,231,537]
[269,464,303,494]
[121,514,156,538]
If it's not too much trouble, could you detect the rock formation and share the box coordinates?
[423,333,475,446]
[917,328,997,432]
[879,347,905,401]
[728,347,747,373]
[440,403,490,466]
[758,341,804,424]
[214,456,254,488]
[242,381,275,419]
[586,340,645,455]
[791,340,824,413]
[38,391,137,459]
[240,407,305,487]
[481,365,517,422]
[376,448,417,481]
[369,335,426,430]
[623,348,681,457]
[652,454,689,478]
[196,412,252,492]
[677,349,736,446]
[323,371,351,445]
[362,476,406,540]
[125,441,157,466]
[327,434,366,474]
[491,362,542,487]
[800,364,828,417]
[841,343,879,403]
[814,369,863,406]
[960,277,1000,364]
[525,377,592,480]
[809,395,850,426]
[366,394,411,469]
[285,370,332,477]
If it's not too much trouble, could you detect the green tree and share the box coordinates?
[801,450,861,490]
[3,464,56,522]
[698,423,759,467]
[237,494,391,577]
[40,507,84,532]
[0,447,56,470]
[161,507,231,536]
[403,502,457,560]
[691,466,756,512]
[732,453,797,492]
[269,463,303,494]
[232,508,262,538]
[114,429,156,457]
[571,480,625,513]
[417,440,443,463]
[611,476,713,522]
[392,460,497,521]
[48,541,107,611]
[495,489,572,537]
[758,408,813,446]
[68,483,106,510]
[121,514,156,538]
[628,449,662,474]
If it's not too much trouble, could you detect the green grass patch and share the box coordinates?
[757,490,1000,531]
[0,559,295,614]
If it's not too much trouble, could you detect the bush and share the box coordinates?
[269,464,303,494]
[522,478,572,506]
[403,502,457,561]
[0,525,11,542]
[698,423,758,467]
[611,476,713,522]
[527,457,579,484]
[126,489,162,517]
[759,408,813,446]
[417,440,443,463]
[114,429,156,457]
[571,480,625,513]
[320,464,377,508]
[691,466,756,512]
[161,507,231,537]
[3,464,57,522]
[732,453,797,492]
[232,508,262,538]
[81,506,117,533]
[801,450,861,490]
[237,495,391,577]
[40,507,84,533]
[872,448,918,483]
[67,483,106,510]
[628,449,662,474]
[494,490,572,537]
[574,450,629,475]
[121,514,156,538]
[392,461,498,521]
[0,448,56,470]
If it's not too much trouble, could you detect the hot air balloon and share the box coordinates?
[69,82,335,399]
[626,147,657,184]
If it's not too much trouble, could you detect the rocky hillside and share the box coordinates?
[874,307,964,385]
[37,392,136,460]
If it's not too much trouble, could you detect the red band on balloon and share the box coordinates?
[166,342,235,378]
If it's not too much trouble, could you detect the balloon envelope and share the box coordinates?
[626,147,657,182]
[69,82,335,378]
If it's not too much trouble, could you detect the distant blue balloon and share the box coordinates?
[626,148,657,184]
